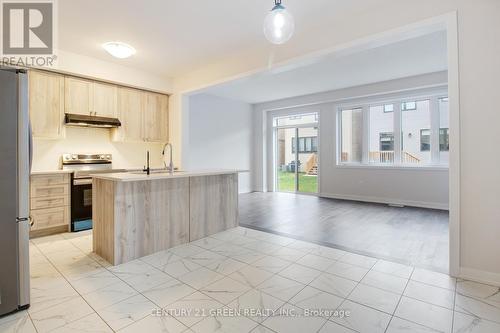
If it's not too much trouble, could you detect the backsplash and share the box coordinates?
[32,127,166,171]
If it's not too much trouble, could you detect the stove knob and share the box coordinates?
[72,155,77,160]
[100,155,105,159]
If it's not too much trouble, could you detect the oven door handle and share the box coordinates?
[73,178,93,186]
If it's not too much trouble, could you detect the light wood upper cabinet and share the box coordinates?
[64,77,93,116]
[31,71,168,143]
[93,82,117,118]
[29,71,64,139]
[144,92,168,142]
[113,89,169,143]
[65,78,118,118]
[113,87,144,142]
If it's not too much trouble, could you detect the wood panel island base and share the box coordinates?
[92,171,239,265]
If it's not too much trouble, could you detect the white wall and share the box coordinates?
[187,94,253,193]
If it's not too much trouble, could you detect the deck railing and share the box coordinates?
[341,151,421,164]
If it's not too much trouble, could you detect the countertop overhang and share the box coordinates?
[90,169,247,182]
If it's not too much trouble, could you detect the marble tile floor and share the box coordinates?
[1,227,499,333]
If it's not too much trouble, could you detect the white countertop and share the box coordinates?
[31,170,74,175]
[91,169,246,182]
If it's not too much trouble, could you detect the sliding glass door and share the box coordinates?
[274,113,319,194]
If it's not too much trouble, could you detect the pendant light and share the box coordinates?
[263,0,295,45]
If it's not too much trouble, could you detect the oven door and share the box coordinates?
[71,177,93,231]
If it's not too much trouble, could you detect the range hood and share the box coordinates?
[65,113,121,128]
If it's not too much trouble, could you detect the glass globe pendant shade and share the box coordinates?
[263,3,295,45]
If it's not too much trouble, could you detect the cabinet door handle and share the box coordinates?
[29,216,34,227]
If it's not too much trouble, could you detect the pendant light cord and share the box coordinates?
[274,0,282,5]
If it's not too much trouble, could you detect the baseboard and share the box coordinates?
[459,267,500,287]
[319,192,449,210]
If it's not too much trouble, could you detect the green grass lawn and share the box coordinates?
[278,171,318,193]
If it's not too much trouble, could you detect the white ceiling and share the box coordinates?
[198,31,447,104]
[58,0,385,78]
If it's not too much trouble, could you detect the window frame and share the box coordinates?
[336,90,449,169]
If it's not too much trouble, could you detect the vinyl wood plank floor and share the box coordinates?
[239,192,449,273]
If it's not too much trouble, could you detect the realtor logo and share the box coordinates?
[2,1,53,54]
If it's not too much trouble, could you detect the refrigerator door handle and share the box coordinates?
[28,121,33,172]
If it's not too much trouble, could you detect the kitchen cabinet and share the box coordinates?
[113,89,169,143]
[31,70,168,142]
[113,87,144,142]
[29,70,64,139]
[93,82,118,118]
[92,171,238,265]
[30,173,71,238]
[64,77,93,116]
[65,77,118,118]
[144,92,168,142]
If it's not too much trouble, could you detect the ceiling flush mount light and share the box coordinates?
[102,42,136,59]
[263,0,295,45]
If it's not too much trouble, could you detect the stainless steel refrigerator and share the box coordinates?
[0,67,31,316]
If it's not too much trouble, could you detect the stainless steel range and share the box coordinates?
[62,154,125,231]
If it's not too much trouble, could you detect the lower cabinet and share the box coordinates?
[30,173,71,238]
[30,206,69,231]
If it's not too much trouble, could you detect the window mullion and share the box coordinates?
[393,102,402,165]
[430,96,440,163]
[362,105,370,164]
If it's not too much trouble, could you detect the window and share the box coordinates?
[440,128,449,151]
[312,137,318,152]
[291,136,318,153]
[402,99,431,164]
[383,104,394,113]
[369,105,394,164]
[338,94,449,167]
[438,97,449,163]
[420,129,430,151]
[275,113,318,126]
[380,133,394,151]
[402,101,417,111]
[340,108,363,163]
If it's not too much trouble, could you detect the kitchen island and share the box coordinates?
[92,170,239,265]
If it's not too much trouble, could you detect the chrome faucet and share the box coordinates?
[162,143,174,175]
